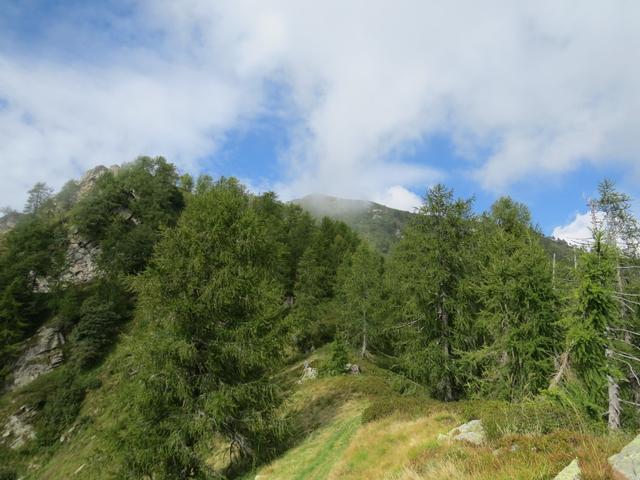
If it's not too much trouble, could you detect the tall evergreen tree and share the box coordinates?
[388,184,475,401]
[24,182,53,215]
[121,178,289,478]
[561,232,618,423]
[589,180,640,428]
[336,242,384,358]
[291,217,359,350]
[464,197,560,400]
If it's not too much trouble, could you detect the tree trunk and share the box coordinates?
[361,310,367,358]
[438,300,453,402]
[608,374,621,430]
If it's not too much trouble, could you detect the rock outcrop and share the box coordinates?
[609,434,640,480]
[1,405,36,449]
[554,458,581,480]
[34,232,100,293]
[0,211,21,234]
[438,419,486,446]
[77,164,119,199]
[60,233,100,284]
[7,325,64,391]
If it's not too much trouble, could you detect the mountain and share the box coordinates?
[292,194,413,254]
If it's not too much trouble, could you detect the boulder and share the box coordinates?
[346,363,360,375]
[8,325,64,391]
[554,458,581,480]
[439,419,486,446]
[1,405,36,449]
[609,434,640,480]
[298,361,318,383]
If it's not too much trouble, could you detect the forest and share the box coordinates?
[0,156,639,479]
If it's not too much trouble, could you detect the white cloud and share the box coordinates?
[374,186,423,212]
[1,1,640,208]
[552,212,593,245]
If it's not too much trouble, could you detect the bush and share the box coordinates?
[456,397,594,440]
[362,395,435,423]
[25,367,92,447]
[0,468,17,480]
[324,334,349,376]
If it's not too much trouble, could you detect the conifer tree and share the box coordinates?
[465,197,560,400]
[121,178,289,478]
[24,182,53,215]
[336,242,384,358]
[562,232,618,422]
[589,180,640,428]
[388,184,475,401]
[291,217,359,350]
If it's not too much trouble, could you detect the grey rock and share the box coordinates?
[554,458,581,480]
[346,363,360,375]
[298,361,318,383]
[8,325,64,391]
[1,405,36,449]
[609,434,640,480]
[438,419,486,446]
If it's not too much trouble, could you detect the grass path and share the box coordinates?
[255,401,364,480]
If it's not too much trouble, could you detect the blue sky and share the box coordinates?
[1,0,639,240]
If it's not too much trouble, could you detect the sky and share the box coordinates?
[1,0,639,240]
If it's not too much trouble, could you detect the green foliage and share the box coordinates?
[335,242,384,357]
[0,216,67,378]
[118,178,291,478]
[325,333,349,376]
[562,232,618,409]
[23,182,54,216]
[291,217,359,350]
[461,197,561,400]
[362,395,435,424]
[72,156,184,274]
[387,184,475,401]
[458,397,594,440]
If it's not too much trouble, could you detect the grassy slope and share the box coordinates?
[243,349,629,480]
[1,343,631,479]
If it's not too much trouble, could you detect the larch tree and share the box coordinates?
[336,242,384,358]
[589,180,640,429]
[121,178,289,478]
[465,197,560,400]
[388,184,475,401]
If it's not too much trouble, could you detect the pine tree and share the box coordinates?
[465,198,560,399]
[291,217,359,350]
[121,178,289,477]
[562,232,617,422]
[24,182,53,215]
[336,242,384,358]
[589,180,640,428]
[388,184,475,401]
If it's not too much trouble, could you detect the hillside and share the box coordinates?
[292,194,413,254]
[2,162,640,479]
[1,343,630,479]
[293,194,576,263]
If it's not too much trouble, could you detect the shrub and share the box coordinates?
[362,395,435,424]
[456,397,594,440]
[324,334,349,376]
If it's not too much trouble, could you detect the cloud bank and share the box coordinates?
[1,1,640,210]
